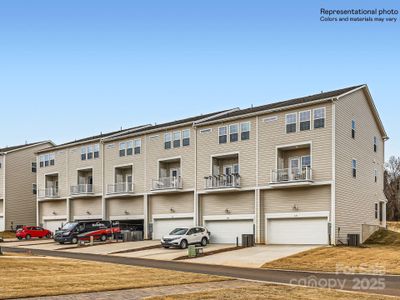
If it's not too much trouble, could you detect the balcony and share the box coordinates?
[270,166,313,188]
[38,187,60,199]
[106,182,135,197]
[204,174,241,190]
[152,176,183,192]
[70,184,94,196]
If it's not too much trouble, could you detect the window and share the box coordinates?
[301,156,311,168]
[240,122,250,140]
[352,159,357,178]
[87,145,93,159]
[375,203,378,219]
[32,162,37,173]
[44,154,50,166]
[229,124,239,142]
[173,131,181,148]
[374,169,378,183]
[49,153,55,166]
[351,120,356,139]
[32,184,37,195]
[134,139,141,154]
[126,141,133,156]
[373,136,377,152]
[94,144,100,158]
[299,111,311,131]
[218,126,227,144]
[286,113,297,133]
[164,133,171,149]
[81,147,87,160]
[119,142,126,157]
[182,129,190,146]
[39,155,44,168]
[313,108,325,129]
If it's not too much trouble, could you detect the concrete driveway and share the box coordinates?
[114,243,234,261]
[65,240,160,254]
[187,244,320,268]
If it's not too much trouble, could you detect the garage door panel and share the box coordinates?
[267,217,328,245]
[205,220,254,245]
[44,219,67,233]
[0,217,4,232]
[153,218,193,240]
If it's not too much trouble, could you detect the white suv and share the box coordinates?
[161,226,210,249]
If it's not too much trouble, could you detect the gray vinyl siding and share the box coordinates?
[70,197,102,219]
[149,192,194,218]
[200,191,255,218]
[335,89,386,242]
[39,200,67,222]
[106,196,144,218]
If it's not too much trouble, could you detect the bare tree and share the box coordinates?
[384,156,400,221]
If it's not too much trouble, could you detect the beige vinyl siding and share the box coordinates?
[200,191,255,217]
[257,103,333,185]
[70,197,102,219]
[0,156,4,199]
[149,192,194,217]
[106,196,144,218]
[104,137,146,194]
[335,89,386,242]
[146,126,196,191]
[39,200,67,221]
[0,200,3,214]
[196,117,257,189]
[36,149,68,199]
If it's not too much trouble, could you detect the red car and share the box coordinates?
[16,226,52,240]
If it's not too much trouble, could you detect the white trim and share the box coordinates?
[42,215,68,221]
[76,166,93,171]
[265,211,330,219]
[152,213,194,220]
[2,140,54,155]
[203,214,255,221]
[73,214,103,220]
[109,214,144,221]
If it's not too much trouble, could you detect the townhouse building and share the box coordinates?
[0,141,54,231]
[36,84,387,244]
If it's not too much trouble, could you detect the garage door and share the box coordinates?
[205,220,254,244]
[153,218,193,240]
[267,217,328,244]
[0,216,4,232]
[44,219,67,233]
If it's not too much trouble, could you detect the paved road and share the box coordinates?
[3,246,400,297]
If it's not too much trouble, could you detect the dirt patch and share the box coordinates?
[174,246,243,260]
[0,231,16,239]
[365,229,400,245]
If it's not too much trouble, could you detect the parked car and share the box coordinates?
[161,226,210,249]
[16,226,52,240]
[53,220,117,244]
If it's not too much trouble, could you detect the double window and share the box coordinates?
[164,129,190,149]
[120,139,141,156]
[352,159,357,178]
[81,144,100,160]
[219,121,251,144]
[286,107,325,134]
[39,153,55,167]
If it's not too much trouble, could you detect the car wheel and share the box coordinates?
[17,236,22,240]
[25,234,31,240]
[46,234,51,239]
[71,237,78,244]
[59,242,65,244]
[39,236,43,239]
[180,239,188,249]
[100,235,107,242]
[201,237,208,247]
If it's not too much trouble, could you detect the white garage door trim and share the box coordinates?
[204,218,254,245]
[110,214,144,221]
[152,213,194,220]
[265,211,329,245]
[203,214,255,221]
[73,214,103,221]
[0,216,4,232]
[152,217,194,240]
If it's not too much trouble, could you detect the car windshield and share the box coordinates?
[61,222,78,231]
[169,228,188,235]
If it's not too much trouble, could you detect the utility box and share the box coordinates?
[188,245,196,257]
[242,234,255,247]
[347,234,360,247]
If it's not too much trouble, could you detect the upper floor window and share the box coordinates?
[286,113,297,133]
[301,156,311,168]
[39,155,44,167]
[374,169,378,183]
[87,145,93,159]
[373,136,377,152]
[44,154,50,166]
[32,183,37,195]
[81,147,87,160]
[164,133,172,149]
[119,142,126,157]
[182,129,190,146]
[229,124,239,142]
[173,131,181,148]
[126,141,133,155]
[299,111,311,131]
[375,203,378,219]
[218,126,227,144]
[32,162,37,173]
[94,144,100,158]
[240,122,250,140]
[134,139,141,154]
[313,108,325,129]
[352,159,357,178]
[49,153,55,166]
[81,144,99,160]
[351,120,356,139]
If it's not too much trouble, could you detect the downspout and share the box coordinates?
[100,140,106,220]
[2,154,6,230]
[331,99,337,245]
[193,124,198,226]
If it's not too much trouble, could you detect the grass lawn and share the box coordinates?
[0,231,16,239]
[148,284,397,300]
[0,254,226,299]
[263,230,400,275]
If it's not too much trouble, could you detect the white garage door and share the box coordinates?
[153,218,193,240]
[0,216,4,232]
[44,219,67,233]
[205,220,254,244]
[267,217,328,245]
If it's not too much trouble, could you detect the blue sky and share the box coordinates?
[0,1,399,157]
